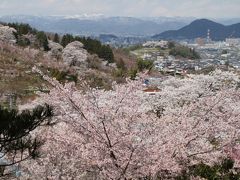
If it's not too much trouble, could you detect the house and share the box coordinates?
[143,87,161,95]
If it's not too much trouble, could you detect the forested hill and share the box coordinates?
[152,19,240,40]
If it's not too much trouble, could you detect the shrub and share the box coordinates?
[222,50,228,54]
[176,158,240,180]
[17,36,31,47]
[125,44,142,52]
[113,68,125,78]
[87,55,102,69]
[116,58,126,70]
[168,41,176,49]
[169,46,200,59]
[137,59,153,71]
[129,68,138,80]
[49,68,78,83]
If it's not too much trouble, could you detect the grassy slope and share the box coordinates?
[0,42,47,105]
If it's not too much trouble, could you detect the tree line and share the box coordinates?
[60,34,114,63]
[6,23,114,63]
[169,43,200,59]
[6,23,49,51]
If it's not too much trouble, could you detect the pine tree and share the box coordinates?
[61,34,74,47]
[36,31,49,51]
[53,33,60,43]
[0,104,53,177]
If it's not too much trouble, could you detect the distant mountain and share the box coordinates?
[99,34,118,42]
[141,16,195,25]
[216,18,240,25]
[152,19,240,41]
[2,15,239,38]
[0,15,189,37]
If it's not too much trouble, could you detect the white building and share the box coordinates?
[226,38,240,46]
[142,53,152,60]
[143,40,168,48]
[157,56,164,61]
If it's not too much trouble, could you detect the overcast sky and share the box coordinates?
[0,0,239,18]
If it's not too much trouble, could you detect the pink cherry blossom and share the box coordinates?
[19,68,240,179]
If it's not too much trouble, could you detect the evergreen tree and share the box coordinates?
[75,36,114,63]
[61,34,74,47]
[36,31,49,51]
[0,104,53,177]
[53,33,60,43]
[61,34,115,63]
[7,23,37,35]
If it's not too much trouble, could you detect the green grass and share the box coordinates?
[130,47,170,58]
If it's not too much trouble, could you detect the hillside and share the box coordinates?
[153,19,240,40]
[0,23,138,108]
[19,68,240,179]
[2,18,240,180]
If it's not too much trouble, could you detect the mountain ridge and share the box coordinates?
[152,19,240,40]
[0,15,193,36]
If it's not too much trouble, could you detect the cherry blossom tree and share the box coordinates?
[20,68,240,179]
